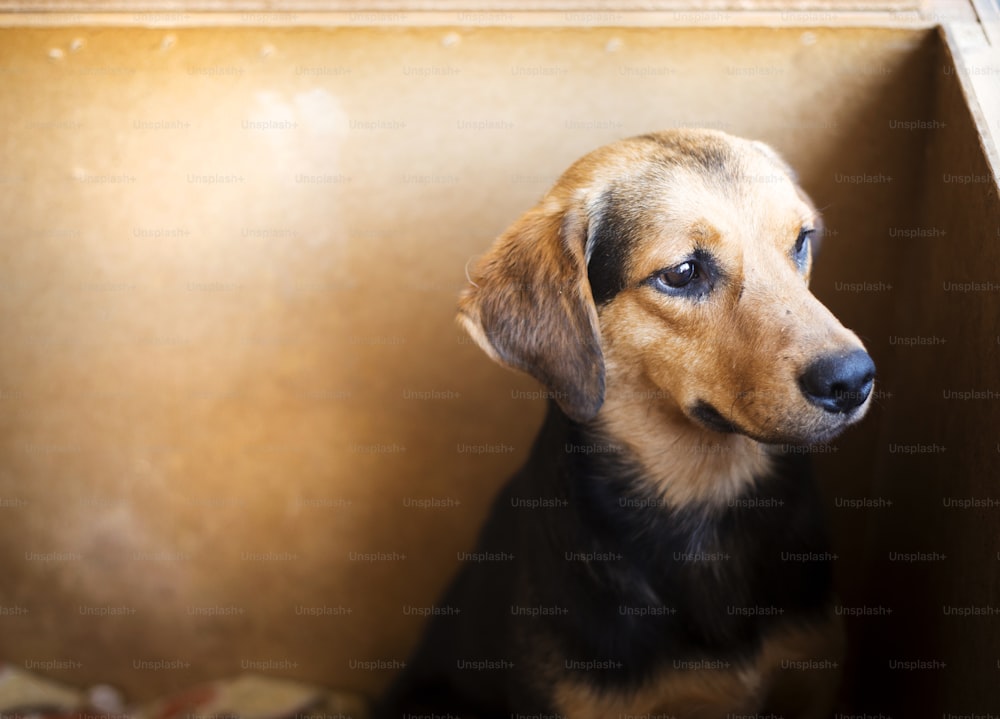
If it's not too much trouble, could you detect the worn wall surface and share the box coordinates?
[1,23,996,712]
[846,28,1000,713]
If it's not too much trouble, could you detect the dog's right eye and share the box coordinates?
[652,261,699,291]
[646,250,719,298]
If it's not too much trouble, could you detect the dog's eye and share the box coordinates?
[795,228,815,258]
[654,261,699,290]
[646,250,719,298]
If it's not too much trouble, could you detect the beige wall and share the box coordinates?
[0,23,997,713]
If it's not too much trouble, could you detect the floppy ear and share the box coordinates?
[457,202,605,423]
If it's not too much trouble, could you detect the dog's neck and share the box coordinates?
[588,382,773,508]
[529,401,829,618]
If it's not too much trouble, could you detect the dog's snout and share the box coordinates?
[799,349,876,414]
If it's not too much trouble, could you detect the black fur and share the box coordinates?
[377,401,836,717]
[586,189,637,306]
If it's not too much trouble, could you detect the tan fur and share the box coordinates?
[594,159,863,444]
[459,129,872,507]
[553,612,844,719]
[595,376,774,507]
[457,204,604,423]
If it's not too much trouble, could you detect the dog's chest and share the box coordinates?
[568,453,835,654]
[512,419,841,715]
[551,612,843,718]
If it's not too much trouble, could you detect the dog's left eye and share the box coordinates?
[794,228,815,258]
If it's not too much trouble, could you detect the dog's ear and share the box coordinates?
[458,202,605,423]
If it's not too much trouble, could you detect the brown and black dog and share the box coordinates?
[378,129,875,718]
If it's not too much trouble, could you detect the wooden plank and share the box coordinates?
[0,9,940,29]
[0,0,927,12]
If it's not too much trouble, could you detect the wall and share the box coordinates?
[848,27,1000,713]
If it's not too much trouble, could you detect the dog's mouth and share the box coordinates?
[688,397,869,446]
[689,401,743,435]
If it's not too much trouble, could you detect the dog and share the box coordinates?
[377,129,876,718]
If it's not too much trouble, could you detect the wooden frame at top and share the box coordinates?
[0,0,995,170]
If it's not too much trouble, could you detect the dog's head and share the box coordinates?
[459,130,874,446]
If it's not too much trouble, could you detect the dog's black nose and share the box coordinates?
[799,349,876,414]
